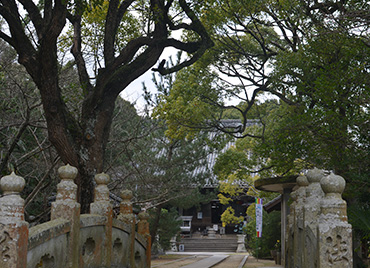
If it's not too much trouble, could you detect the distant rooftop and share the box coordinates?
[195,119,261,188]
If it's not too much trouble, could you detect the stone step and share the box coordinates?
[179,238,238,252]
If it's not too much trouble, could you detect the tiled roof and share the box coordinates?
[195,119,260,188]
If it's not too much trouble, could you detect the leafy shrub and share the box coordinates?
[246,208,281,258]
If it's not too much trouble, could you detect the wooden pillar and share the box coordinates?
[50,164,80,268]
[281,187,291,266]
[0,172,28,268]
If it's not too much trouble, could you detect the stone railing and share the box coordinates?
[285,168,352,268]
[0,164,151,268]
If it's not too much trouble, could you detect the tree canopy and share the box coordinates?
[0,0,213,212]
[154,0,370,177]
[153,0,369,261]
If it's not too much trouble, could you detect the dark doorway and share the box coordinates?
[211,201,222,224]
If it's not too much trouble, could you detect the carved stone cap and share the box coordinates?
[0,172,25,195]
[95,173,110,185]
[297,175,309,187]
[306,168,325,183]
[138,211,149,221]
[320,172,345,196]
[121,189,133,200]
[58,164,78,181]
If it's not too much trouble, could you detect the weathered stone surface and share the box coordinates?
[0,172,26,195]
[0,172,28,268]
[111,227,130,267]
[304,169,325,267]
[118,190,134,224]
[318,172,352,267]
[286,169,353,268]
[0,165,150,268]
[292,174,309,268]
[236,234,247,253]
[50,164,80,268]
[138,212,150,236]
[80,214,107,228]
[28,218,70,249]
[27,225,69,268]
[90,173,113,217]
[89,173,113,268]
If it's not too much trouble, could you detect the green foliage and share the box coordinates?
[348,205,370,240]
[152,0,369,262]
[170,188,217,211]
[149,208,181,251]
[246,208,281,258]
[153,63,221,140]
[220,206,244,226]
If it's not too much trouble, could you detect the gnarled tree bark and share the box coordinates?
[0,0,213,212]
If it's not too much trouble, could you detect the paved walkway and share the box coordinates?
[181,254,229,268]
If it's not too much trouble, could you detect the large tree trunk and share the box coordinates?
[1,0,213,215]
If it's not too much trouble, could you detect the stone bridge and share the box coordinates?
[0,164,151,268]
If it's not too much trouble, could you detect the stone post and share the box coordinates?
[317,172,352,267]
[50,164,80,268]
[303,168,325,267]
[90,173,113,267]
[138,211,151,268]
[286,190,296,268]
[290,175,309,268]
[236,234,247,253]
[0,172,28,268]
[170,236,178,252]
[117,190,135,268]
[117,190,135,224]
[281,187,291,266]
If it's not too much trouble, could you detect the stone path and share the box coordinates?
[151,253,281,268]
[180,254,229,268]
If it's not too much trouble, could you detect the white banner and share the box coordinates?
[256,198,263,238]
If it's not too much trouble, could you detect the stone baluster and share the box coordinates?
[90,173,113,267]
[117,190,136,268]
[318,172,352,267]
[291,175,308,268]
[117,190,135,224]
[303,168,325,268]
[91,173,112,215]
[137,212,149,236]
[138,212,151,268]
[0,172,28,268]
[304,168,325,226]
[50,164,80,268]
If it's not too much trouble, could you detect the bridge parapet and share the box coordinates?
[0,165,150,268]
[285,169,352,268]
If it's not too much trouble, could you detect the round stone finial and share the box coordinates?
[297,175,309,187]
[306,168,325,183]
[120,189,133,200]
[138,211,149,221]
[0,172,26,194]
[58,164,78,180]
[320,172,346,196]
[95,173,110,185]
